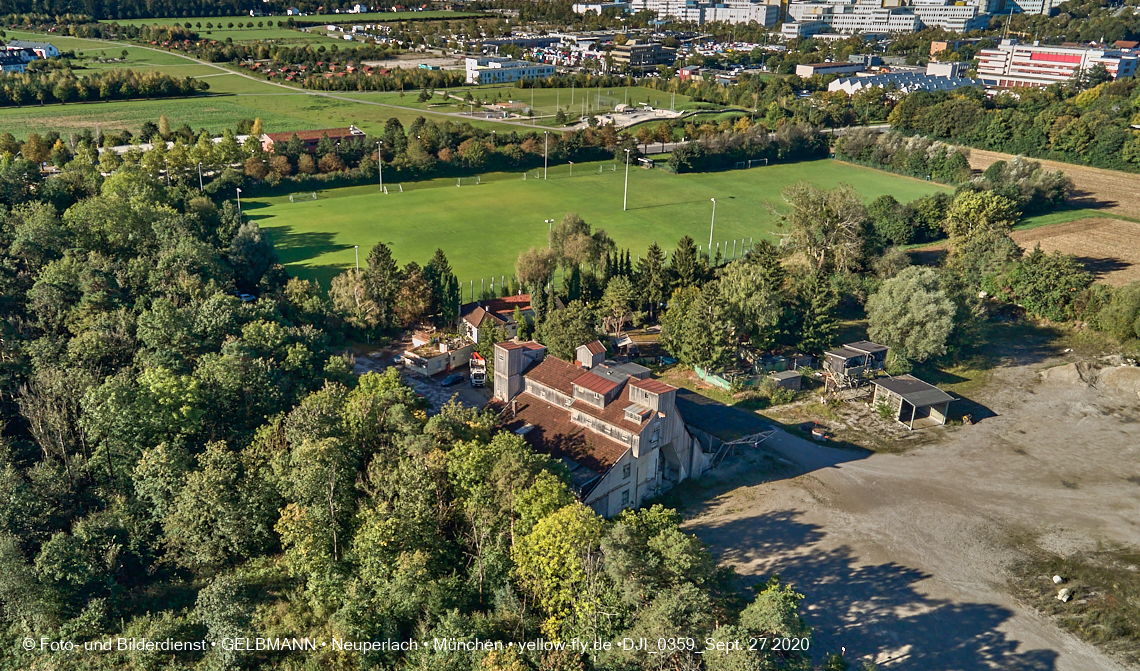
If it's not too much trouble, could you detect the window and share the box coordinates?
[622,463,631,479]
[621,490,630,506]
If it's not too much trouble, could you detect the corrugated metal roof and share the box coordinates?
[629,378,677,395]
[573,371,620,395]
[873,375,954,407]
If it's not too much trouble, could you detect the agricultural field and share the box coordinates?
[91,18,346,44]
[1012,217,1140,286]
[247,158,952,290]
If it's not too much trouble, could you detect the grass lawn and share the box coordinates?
[248,158,951,290]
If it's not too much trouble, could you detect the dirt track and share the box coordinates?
[966,149,1140,217]
[684,351,1140,670]
[1012,218,1140,286]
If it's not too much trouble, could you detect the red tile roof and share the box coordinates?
[630,378,677,395]
[496,398,628,474]
[584,340,606,355]
[573,371,620,395]
[526,357,584,395]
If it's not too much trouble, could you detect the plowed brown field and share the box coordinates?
[1011,217,1140,286]
[967,149,1140,216]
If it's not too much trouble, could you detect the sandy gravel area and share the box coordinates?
[684,354,1140,670]
[1012,218,1140,286]
[967,149,1140,218]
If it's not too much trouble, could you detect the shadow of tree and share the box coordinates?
[1074,255,1132,281]
[261,226,353,265]
[689,510,1059,670]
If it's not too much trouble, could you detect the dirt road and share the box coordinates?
[684,355,1140,670]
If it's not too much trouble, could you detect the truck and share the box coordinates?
[469,352,487,387]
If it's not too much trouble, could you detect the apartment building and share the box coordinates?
[783,0,987,36]
[614,0,781,24]
[464,57,555,84]
[976,39,1139,87]
[494,340,707,518]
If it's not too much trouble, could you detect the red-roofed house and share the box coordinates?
[493,339,707,517]
[459,294,534,343]
[260,125,366,153]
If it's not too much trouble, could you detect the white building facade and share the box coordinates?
[976,39,1139,87]
[465,57,556,84]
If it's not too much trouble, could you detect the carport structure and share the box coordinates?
[872,375,954,429]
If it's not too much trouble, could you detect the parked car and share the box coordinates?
[440,373,464,387]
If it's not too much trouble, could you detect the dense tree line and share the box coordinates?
[0,69,207,108]
[3,1,286,20]
[0,126,835,671]
[834,130,974,185]
[668,121,829,173]
[888,80,1140,172]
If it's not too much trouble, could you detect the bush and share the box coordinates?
[1097,282,1140,341]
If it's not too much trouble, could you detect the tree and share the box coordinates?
[297,153,316,174]
[776,181,867,272]
[655,121,673,151]
[330,269,381,331]
[943,190,1019,251]
[512,503,604,636]
[867,266,956,363]
[228,220,277,290]
[661,286,700,359]
[537,300,598,361]
[795,271,839,354]
[637,126,653,153]
[635,242,668,320]
[158,114,171,139]
[601,275,635,335]
[424,248,460,324]
[396,262,431,326]
[997,245,1093,322]
[365,241,401,328]
[516,246,557,289]
[457,138,488,167]
[717,251,787,350]
[669,235,703,288]
[681,282,734,371]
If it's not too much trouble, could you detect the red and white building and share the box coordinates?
[976,39,1138,88]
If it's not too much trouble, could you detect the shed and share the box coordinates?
[872,375,953,429]
[823,341,888,387]
[769,370,802,391]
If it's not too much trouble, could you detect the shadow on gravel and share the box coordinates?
[690,510,1059,670]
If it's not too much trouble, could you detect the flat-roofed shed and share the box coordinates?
[872,375,954,429]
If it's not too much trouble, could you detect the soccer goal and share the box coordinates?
[735,161,746,170]
[747,159,769,168]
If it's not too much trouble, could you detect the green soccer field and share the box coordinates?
[247,159,952,292]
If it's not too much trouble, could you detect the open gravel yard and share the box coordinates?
[683,348,1140,670]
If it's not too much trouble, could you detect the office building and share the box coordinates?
[611,40,678,71]
[976,39,1139,87]
[465,57,555,84]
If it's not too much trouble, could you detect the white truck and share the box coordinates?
[469,352,487,387]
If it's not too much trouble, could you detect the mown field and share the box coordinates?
[247,158,952,290]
